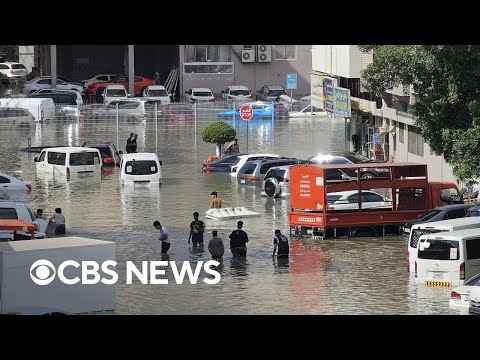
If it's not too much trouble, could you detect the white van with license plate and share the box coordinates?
[35,147,102,178]
[415,228,480,287]
[120,153,162,186]
[407,217,480,272]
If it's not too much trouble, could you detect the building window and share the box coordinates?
[274,45,296,60]
[399,122,404,143]
[194,45,220,62]
[408,125,424,157]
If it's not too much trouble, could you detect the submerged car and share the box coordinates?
[202,153,246,173]
[83,142,121,167]
[450,273,480,310]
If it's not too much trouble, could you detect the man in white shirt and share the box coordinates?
[153,221,170,254]
[50,208,66,235]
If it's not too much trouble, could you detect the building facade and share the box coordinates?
[311,45,457,183]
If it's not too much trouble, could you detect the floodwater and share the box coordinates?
[0,108,461,314]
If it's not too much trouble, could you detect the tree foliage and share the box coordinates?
[359,45,480,180]
[201,121,236,145]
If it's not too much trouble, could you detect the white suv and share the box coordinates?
[184,88,215,104]
[0,62,28,79]
[222,85,252,103]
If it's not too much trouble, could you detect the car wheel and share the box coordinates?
[361,172,374,179]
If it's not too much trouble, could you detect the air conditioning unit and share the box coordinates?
[241,49,255,63]
[256,45,272,62]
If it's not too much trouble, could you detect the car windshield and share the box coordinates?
[327,195,343,203]
[418,240,460,260]
[268,89,286,96]
[231,90,250,96]
[69,152,100,166]
[416,209,441,221]
[149,89,168,97]
[193,91,212,97]
[125,160,158,175]
[106,89,126,96]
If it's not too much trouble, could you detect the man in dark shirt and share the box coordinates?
[126,133,134,153]
[188,212,205,247]
[272,229,289,258]
[229,221,249,257]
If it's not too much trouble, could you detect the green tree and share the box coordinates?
[201,121,236,157]
[359,45,480,180]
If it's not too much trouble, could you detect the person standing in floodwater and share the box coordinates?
[153,221,170,254]
[126,133,134,153]
[208,230,224,261]
[272,229,289,258]
[188,211,205,247]
[229,221,249,257]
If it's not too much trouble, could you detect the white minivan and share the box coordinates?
[120,153,162,186]
[407,217,480,273]
[415,228,480,287]
[35,147,102,177]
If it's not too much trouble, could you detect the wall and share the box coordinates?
[18,46,34,72]
[181,45,312,97]
[312,45,361,79]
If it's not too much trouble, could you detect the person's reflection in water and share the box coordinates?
[273,256,289,274]
[189,242,205,261]
[161,253,170,261]
[230,256,248,277]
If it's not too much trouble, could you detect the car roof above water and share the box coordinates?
[122,153,159,161]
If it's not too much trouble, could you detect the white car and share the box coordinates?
[222,85,252,103]
[31,88,83,106]
[0,201,46,240]
[450,273,480,309]
[23,77,83,94]
[230,153,281,176]
[184,88,215,103]
[0,62,28,79]
[81,73,119,90]
[142,85,171,105]
[0,172,32,192]
[261,165,291,198]
[327,190,392,211]
[289,105,327,117]
[103,84,128,105]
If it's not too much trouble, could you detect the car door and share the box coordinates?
[363,191,389,210]
[36,150,47,170]
[34,78,51,91]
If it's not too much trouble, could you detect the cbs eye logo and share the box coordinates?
[30,259,56,285]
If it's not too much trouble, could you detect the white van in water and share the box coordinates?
[35,147,102,177]
[120,153,162,186]
[407,217,480,273]
[415,228,480,287]
[0,97,55,122]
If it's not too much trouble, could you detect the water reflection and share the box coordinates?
[230,257,248,277]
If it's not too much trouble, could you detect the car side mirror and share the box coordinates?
[34,157,38,162]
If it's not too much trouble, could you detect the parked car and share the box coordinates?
[261,165,292,198]
[289,104,327,117]
[23,77,83,94]
[450,273,480,309]
[202,154,246,173]
[403,204,474,234]
[0,201,45,240]
[217,101,274,120]
[102,84,128,105]
[35,147,103,177]
[256,85,286,101]
[142,85,171,105]
[309,152,390,179]
[0,172,32,192]
[31,88,83,106]
[0,97,55,122]
[237,158,308,186]
[222,85,252,103]
[82,142,121,167]
[184,88,215,103]
[467,204,480,217]
[0,62,28,79]
[81,73,119,91]
[92,99,161,122]
[163,104,194,122]
[28,92,79,121]
[87,76,155,102]
[0,107,35,126]
[120,153,163,186]
[277,94,301,112]
[326,190,392,211]
[230,153,280,176]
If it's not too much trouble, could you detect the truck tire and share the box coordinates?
[264,178,281,198]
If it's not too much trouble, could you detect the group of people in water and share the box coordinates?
[35,207,66,235]
[153,190,290,259]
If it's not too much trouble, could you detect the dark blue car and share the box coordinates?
[202,153,246,173]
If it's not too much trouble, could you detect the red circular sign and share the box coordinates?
[239,104,253,121]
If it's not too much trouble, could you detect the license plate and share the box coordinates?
[433,272,444,279]
[240,179,246,184]
[78,172,93,177]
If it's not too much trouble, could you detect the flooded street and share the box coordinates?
[0,112,461,314]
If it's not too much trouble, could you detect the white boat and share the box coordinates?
[205,207,261,220]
